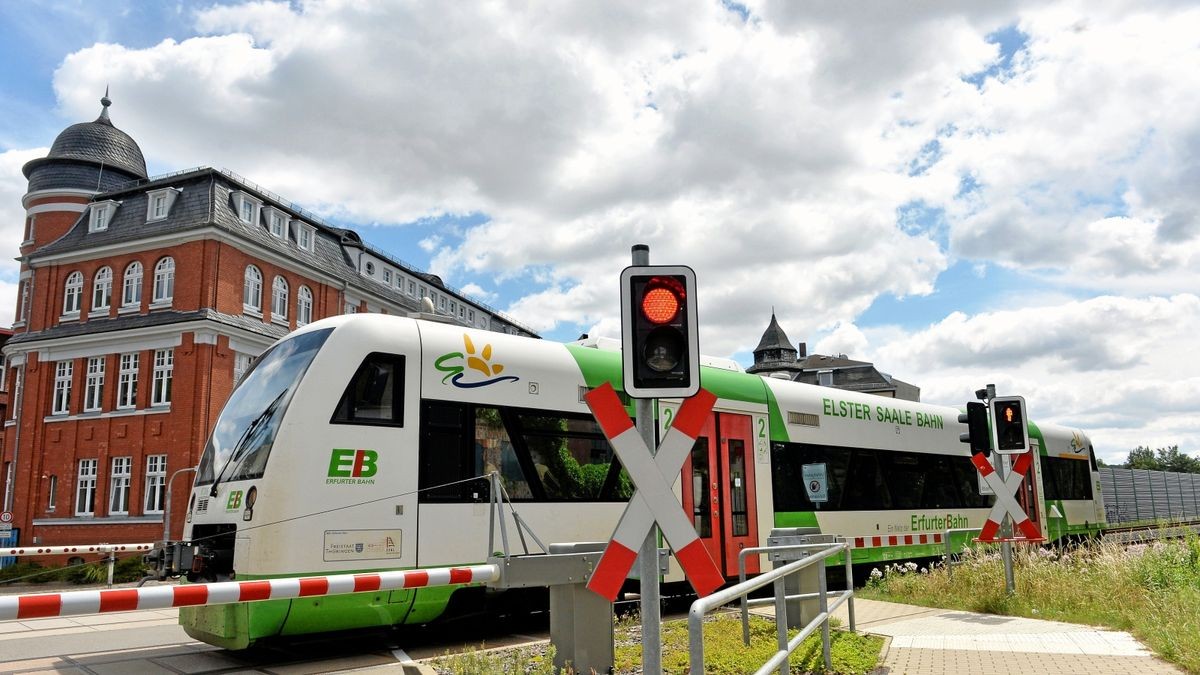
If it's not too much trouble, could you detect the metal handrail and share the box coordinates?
[737,541,855,645]
[690,542,850,675]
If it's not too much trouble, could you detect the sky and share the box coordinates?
[1,0,1198,464]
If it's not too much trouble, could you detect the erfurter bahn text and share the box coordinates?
[166,313,1104,649]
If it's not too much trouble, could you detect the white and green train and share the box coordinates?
[175,313,1105,648]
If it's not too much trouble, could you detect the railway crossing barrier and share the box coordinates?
[4,543,155,587]
[0,564,499,621]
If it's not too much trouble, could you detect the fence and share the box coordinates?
[1100,467,1200,524]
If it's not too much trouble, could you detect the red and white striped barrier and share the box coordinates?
[4,543,155,557]
[0,564,498,621]
[584,384,724,601]
[851,532,943,550]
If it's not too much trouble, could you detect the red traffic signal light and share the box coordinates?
[620,266,699,398]
[990,396,1030,455]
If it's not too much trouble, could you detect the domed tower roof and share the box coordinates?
[748,311,801,375]
[22,92,148,189]
[754,312,794,354]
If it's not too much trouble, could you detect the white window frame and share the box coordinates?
[151,349,173,407]
[88,200,119,233]
[233,353,254,384]
[297,285,313,326]
[233,191,262,226]
[244,265,263,315]
[121,261,143,310]
[152,257,175,305]
[75,459,97,516]
[91,266,112,315]
[267,207,287,238]
[47,474,58,512]
[52,360,72,415]
[296,222,315,252]
[144,455,167,514]
[109,456,132,515]
[145,187,180,222]
[271,276,289,323]
[383,269,392,284]
[117,352,139,410]
[84,356,105,412]
[62,271,83,317]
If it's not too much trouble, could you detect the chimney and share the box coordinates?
[797,342,807,358]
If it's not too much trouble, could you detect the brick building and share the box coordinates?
[0,96,534,551]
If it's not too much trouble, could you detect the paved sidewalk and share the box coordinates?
[826,598,1183,674]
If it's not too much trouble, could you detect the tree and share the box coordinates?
[1122,445,1200,473]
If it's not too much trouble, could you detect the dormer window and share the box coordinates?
[295,221,316,252]
[365,261,375,276]
[266,207,288,239]
[232,191,262,225]
[88,200,120,233]
[145,188,181,222]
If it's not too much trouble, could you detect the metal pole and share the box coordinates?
[632,243,662,675]
[163,467,197,543]
[106,552,116,587]
[843,541,855,632]
[818,562,831,671]
[774,575,790,675]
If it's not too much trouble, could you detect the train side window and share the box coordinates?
[332,353,405,426]
[419,401,476,501]
[475,407,534,500]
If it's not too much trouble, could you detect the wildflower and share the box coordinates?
[870,568,883,580]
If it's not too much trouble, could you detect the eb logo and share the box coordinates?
[226,490,243,511]
[328,449,379,478]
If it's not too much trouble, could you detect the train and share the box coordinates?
[163,312,1108,649]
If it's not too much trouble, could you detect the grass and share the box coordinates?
[860,536,1200,673]
[429,611,883,674]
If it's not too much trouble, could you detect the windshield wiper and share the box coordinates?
[209,391,288,497]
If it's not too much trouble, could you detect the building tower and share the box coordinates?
[746,311,803,377]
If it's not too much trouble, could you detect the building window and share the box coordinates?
[122,261,143,308]
[297,223,315,252]
[408,280,416,296]
[365,261,375,276]
[145,455,167,514]
[47,474,57,512]
[2,462,12,512]
[88,201,118,233]
[269,210,287,238]
[468,309,475,323]
[297,285,313,326]
[233,353,253,383]
[10,365,23,419]
[109,456,132,515]
[92,266,112,313]
[52,360,72,415]
[383,269,392,284]
[146,188,179,222]
[271,276,289,321]
[151,349,173,406]
[345,302,358,314]
[438,296,446,310]
[17,279,30,324]
[75,459,97,516]
[234,192,262,225]
[84,356,105,412]
[244,265,263,313]
[118,353,139,409]
[62,271,83,316]
[152,257,175,304]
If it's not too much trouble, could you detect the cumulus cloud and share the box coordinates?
[9,0,1197,458]
[0,149,47,279]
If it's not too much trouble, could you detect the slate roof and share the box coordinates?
[753,313,795,353]
[6,309,288,348]
[23,106,147,181]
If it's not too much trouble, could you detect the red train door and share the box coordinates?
[1017,451,1041,536]
[681,412,759,577]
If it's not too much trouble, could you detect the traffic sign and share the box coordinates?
[0,512,13,523]
[584,382,724,601]
[971,452,1044,542]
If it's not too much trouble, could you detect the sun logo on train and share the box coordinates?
[434,334,520,388]
[1070,431,1086,454]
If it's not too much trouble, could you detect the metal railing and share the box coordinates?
[690,541,852,675]
[737,542,855,645]
[944,527,981,578]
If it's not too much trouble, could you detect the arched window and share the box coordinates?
[152,257,175,304]
[243,265,263,312]
[121,262,143,308]
[271,276,289,320]
[297,286,313,326]
[92,266,112,312]
[62,271,83,315]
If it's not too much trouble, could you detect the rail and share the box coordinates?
[737,541,855,645]
[689,541,851,675]
[0,564,498,621]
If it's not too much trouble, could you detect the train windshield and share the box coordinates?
[196,328,333,486]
